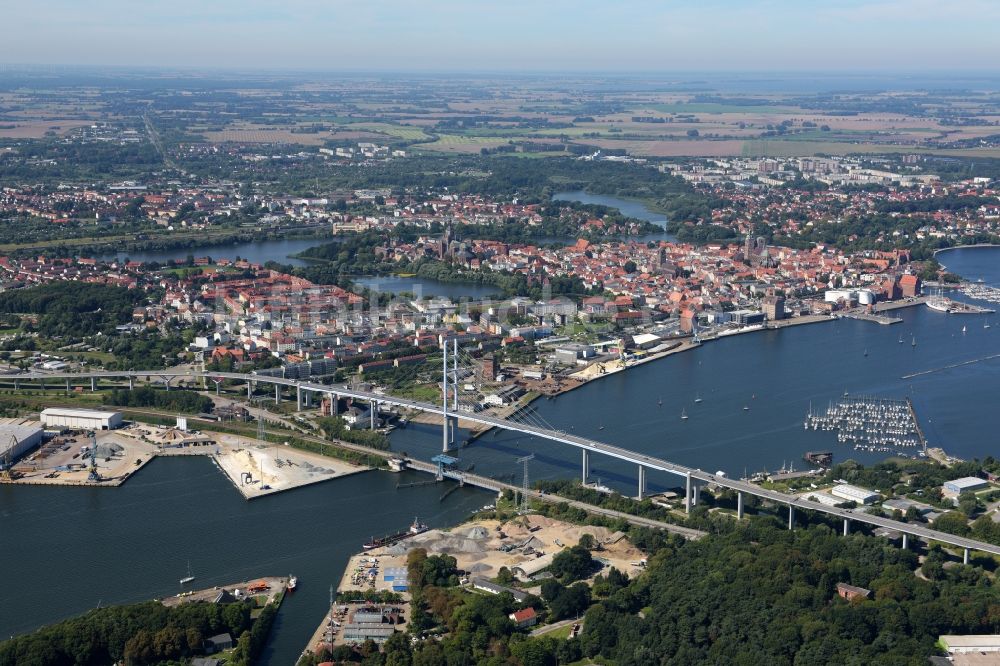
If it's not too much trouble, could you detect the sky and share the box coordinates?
[4,0,999,72]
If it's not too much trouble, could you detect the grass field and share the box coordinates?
[201,126,332,145]
[350,122,432,141]
[650,102,801,114]
[414,134,518,153]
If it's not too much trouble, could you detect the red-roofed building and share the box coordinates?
[508,607,537,628]
[899,274,921,297]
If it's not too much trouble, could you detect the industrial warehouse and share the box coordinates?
[40,408,123,431]
[0,418,44,468]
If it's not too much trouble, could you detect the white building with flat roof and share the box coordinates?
[831,484,880,505]
[943,477,989,496]
[40,408,123,431]
[0,418,43,465]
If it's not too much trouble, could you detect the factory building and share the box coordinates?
[0,418,44,465]
[40,408,123,431]
[831,484,880,505]
[943,477,989,497]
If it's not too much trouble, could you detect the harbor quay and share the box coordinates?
[1,418,369,498]
[162,575,291,609]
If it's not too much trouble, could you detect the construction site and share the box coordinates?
[303,514,647,656]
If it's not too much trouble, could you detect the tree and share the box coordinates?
[550,545,594,583]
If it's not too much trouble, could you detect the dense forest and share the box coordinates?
[0,598,276,666]
[104,386,214,414]
[579,520,999,665]
[0,282,146,337]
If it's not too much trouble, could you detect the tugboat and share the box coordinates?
[287,575,298,592]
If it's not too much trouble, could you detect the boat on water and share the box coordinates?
[927,298,952,313]
[743,405,750,412]
[179,561,195,586]
[287,575,298,591]
[911,336,917,347]
[681,408,688,420]
[363,517,429,550]
[694,393,703,404]
[898,334,903,344]
[986,322,992,329]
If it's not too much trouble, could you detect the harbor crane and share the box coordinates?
[87,431,100,482]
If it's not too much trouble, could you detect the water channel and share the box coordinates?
[5,223,999,663]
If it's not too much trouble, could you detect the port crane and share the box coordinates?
[87,431,100,482]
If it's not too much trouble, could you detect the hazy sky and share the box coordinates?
[5,0,999,71]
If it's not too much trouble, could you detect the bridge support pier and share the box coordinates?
[788,504,795,530]
[963,548,970,565]
[275,384,280,404]
[737,491,744,520]
[684,472,692,514]
[247,382,252,399]
[581,450,590,483]
[296,385,302,410]
[13,379,18,391]
[128,377,133,390]
[693,482,700,506]
[902,533,908,549]
[637,465,646,500]
[843,518,850,536]
[161,377,171,391]
[91,377,96,392]
[66,379,70,393]
[333,393,338,415]
[371,400,377,429]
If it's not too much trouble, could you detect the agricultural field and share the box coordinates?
[200,124,335,145]
[0,120,96,139]
[348,122,432,141]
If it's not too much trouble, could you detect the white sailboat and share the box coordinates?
[681,408,689,420]
[179,561,195,586]
[694,392,703,404]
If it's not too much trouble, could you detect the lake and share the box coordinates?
[552,190,676,243]
[100,237,327,268]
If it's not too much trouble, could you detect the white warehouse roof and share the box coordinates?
[40,408,121,419]
[944,477,989,492]
[831,484,880,502]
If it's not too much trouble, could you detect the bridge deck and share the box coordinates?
[13,369,1000,557]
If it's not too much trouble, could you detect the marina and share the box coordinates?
[805,396,925,455]
[959,283,1000,305]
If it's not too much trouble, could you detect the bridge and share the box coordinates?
[10,367,1000,563]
